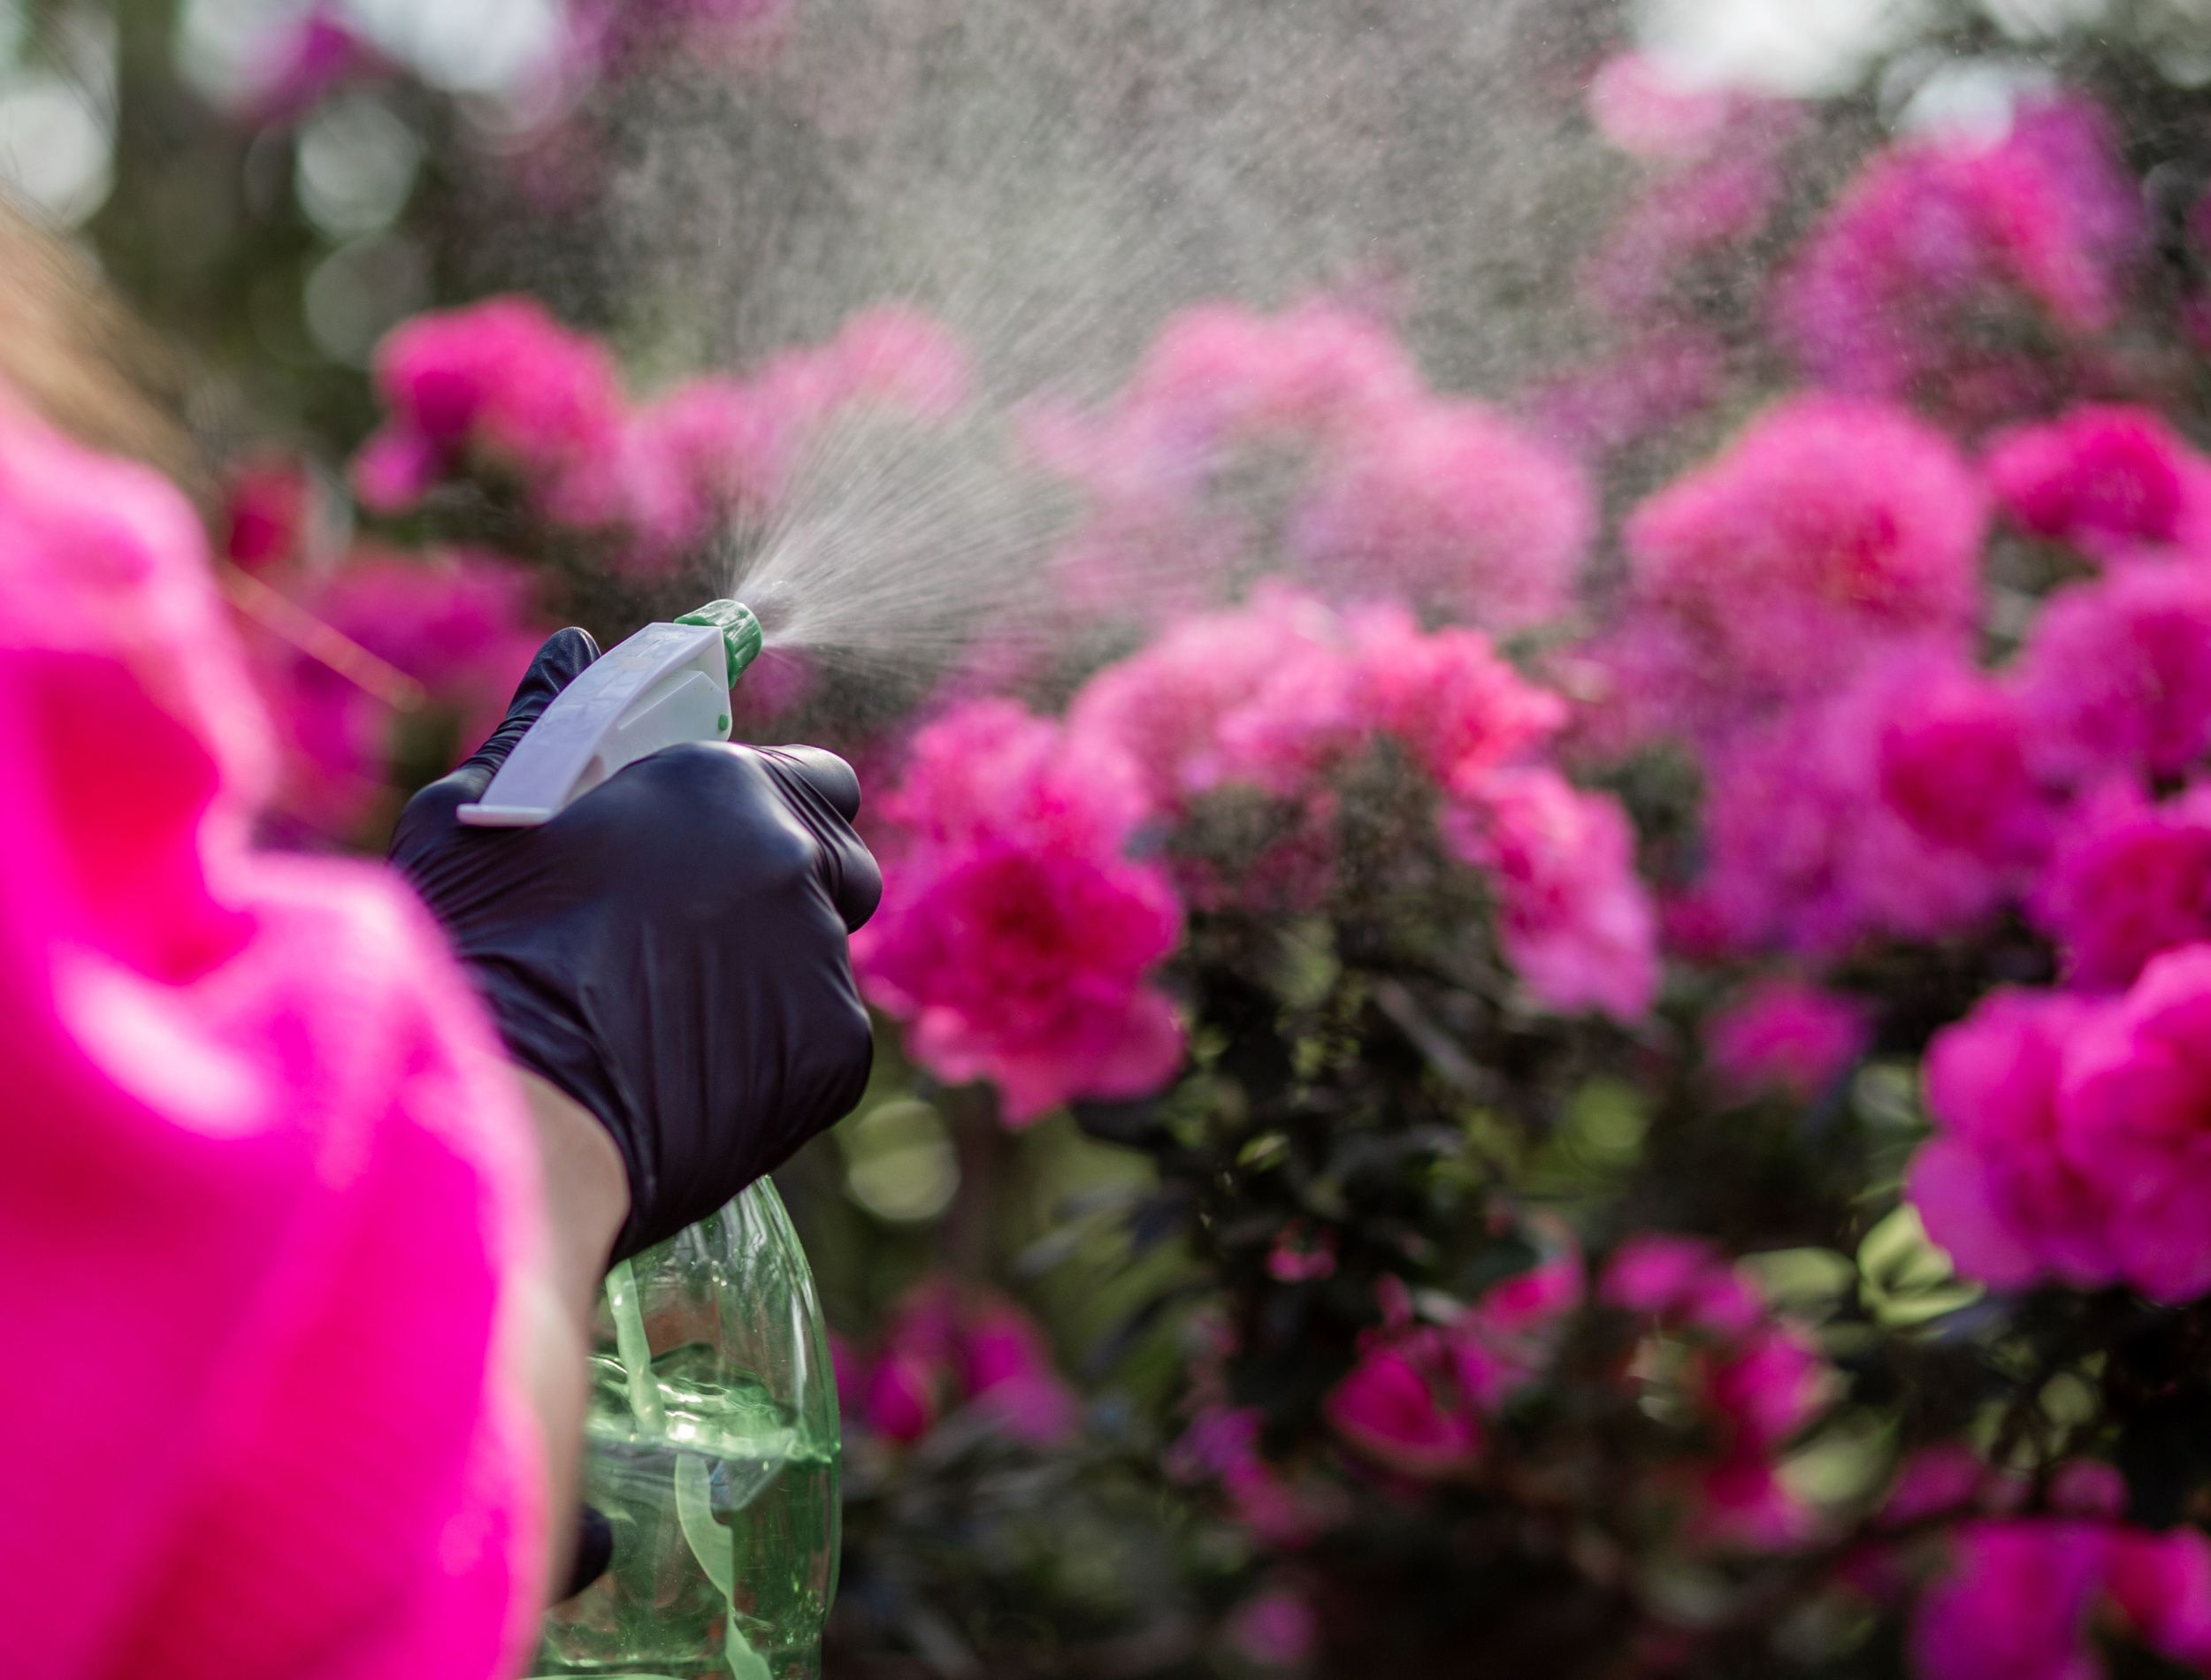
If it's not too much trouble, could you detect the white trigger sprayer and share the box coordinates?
[460,599,764,827]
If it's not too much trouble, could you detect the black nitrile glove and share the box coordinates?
[391,628,882,1260]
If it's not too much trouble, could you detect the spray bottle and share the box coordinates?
[476,602,843,1680]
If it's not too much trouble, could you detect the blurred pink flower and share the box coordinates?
[1290,399,1595,630]
[1170,1404,1328,1546]
[356,298,627,522]
[1324,1328,1485,1479]
[1224,1586,1318,1670]
[850,1282,1079,1448]
[2059,944,2211,1301]
[230,4,392,126]
[1582,155,1782,317]
[1985,405,2211,560]
[1453,1241,1584,1409]
[856,700,1184,1123]
[618,377,786,561]
[1525,326,1725,459]
[1600,1233,1764,1339]
[1620,396,1986,704]
[1442,767,1658,1023]
[1910,1521,2111,1680]
[1684,653,2026,958]
[1914,1514,2211,1680]
[1777,97,2140,417]
[571,0,794,75]
[2034,784,2211,990]
[1585,53,1747,160]
[1350,606,1568,785]
[2015,567,2211,787]
[1708,978,1871,1103]
[1909,988,2117,1293]
[220,454,316,573]
[249,547,543,835]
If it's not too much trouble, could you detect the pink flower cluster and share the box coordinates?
[1600,1234,1833,1548]
[853,699,1184,1123]
[1033,302,1593,631]
[1775,97,2141,417]
[355,297,968,566]
[1067,585,1657,1020]
[1708,978,1871,1103]
[1318,1235,1830,1549]
[1614,396,1987,719]
[1986,405,2211,561]
[838,1280,1079,1448]
[1907,1469,2211,1680]
[1678,646,2054,958]
[241,546,545,836]
[1909,945,2211,1301]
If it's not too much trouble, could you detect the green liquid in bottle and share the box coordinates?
[532,1185,841,1680]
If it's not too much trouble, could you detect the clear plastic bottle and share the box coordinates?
[531,1180,841,1680]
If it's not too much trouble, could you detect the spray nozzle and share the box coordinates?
[674,599,765,686]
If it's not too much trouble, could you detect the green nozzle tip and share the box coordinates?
[675,599,764,686]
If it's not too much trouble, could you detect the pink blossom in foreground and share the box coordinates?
[1985,405,2211,560]
[1619,397,1986,707]
[855,700,1184,1123]
[1708,979,1871,1102]
[1169,1404,1329,1546]
[356,298,627,522]
[2034,784,2211,990]
[1777,97,2140,416]
[1909,989,2117,1293]
[1290,399,1595,630]
[2015,566,2211,787]
[1442,767,1658,1023]
[1601,1233,1764,1339]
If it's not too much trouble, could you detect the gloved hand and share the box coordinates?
[392,628,882,1260]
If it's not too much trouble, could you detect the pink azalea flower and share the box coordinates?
[1910,1521,2112,1680]
[1442,767,1658,1024]
[856,700,1185,1123]
[1585,53,1762,161]
[1324,1328,1485,1479]
[1290,399,1595,630]
[1985,404,2211,560]
[1708,978,1871,1102]
[1909,988,2118,1293]
[2034,783,2211,990]
[1777,97,2140,418]
[1600,1233,1764,1339]
[219,454,317,573]
[1350,606,1567,787]
[2015,566,2211,787]
[1685,656,2023,958]
[356,298,627,521]
[1621,395,1986,703]
[2059,944,2211,1301]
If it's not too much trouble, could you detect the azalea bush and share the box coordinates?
[51,0,2211,1674]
